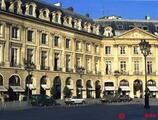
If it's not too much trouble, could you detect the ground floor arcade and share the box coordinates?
[0,69,158,101]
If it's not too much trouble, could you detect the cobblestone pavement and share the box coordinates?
[0,103,158,120]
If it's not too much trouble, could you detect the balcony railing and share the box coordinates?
[40,65,50,70]
[147,72,156,75]
[66,68,73,72]
[133,71,143,75]
[10,63,22,68]
[87,70,93,74]
[54,67,62,71]
[0,62,5,66]
[95,71,101,75]
[121,71,129,75]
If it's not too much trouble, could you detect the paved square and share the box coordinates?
[0,104,158,120]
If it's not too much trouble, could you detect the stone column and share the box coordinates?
[61,36,65,72]
[155,45,158,75]
[113,45,119,71]
[129,79,134,98]
[36,30,41,70]
[128,45,132,75]
[4,23,10,67]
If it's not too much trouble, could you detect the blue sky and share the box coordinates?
[46,0,158,20]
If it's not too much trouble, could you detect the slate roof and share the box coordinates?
[1,0,94,23]
[96,18,158,35]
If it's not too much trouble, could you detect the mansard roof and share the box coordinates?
[96,18,158,35]
[21,0,93,23]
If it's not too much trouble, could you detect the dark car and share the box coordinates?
[101,95,114,103]
[30,94,57,106]
[119,95,132,102]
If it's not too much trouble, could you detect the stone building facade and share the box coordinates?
[0,0,158,101]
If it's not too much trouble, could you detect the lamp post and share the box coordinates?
[114,70,121,95]
[24,59,36,103]
[139,39,151,109]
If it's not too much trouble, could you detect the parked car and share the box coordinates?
[101,95,113,103]
[65,96,86,105]
[30,94,57,106]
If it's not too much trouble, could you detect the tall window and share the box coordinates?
[0,45,2,63]
[105,46,111,54]
[66,54,70,71]
[86,43,91,52]
[134,61,139,74]
[76,57,81,67]
[27,48,33,62]
[133,46,139,54]
[54,53,60,71]
[147,61,152,74]
[0,24,3,35]
[105,61,111,74]
[95,59,99,73]
[10,47,18,67]
[120,46,126,54]
[95,45,99,54]
[41,33,47,44]
[12,27,19,39]
[65,39,70,49]
[86,58,91,72]
[27,30,33,42]
[54,36,59,47]
[29,5,33,15]
[0,75,3,85]
[76,41,81,51]
[41,51,47,68]
[120,61,126,73]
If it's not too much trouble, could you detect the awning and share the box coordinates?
[87,87,95,91]
[105,80,113,83]
[27,84,36,90]
[41,84,49,90]
[10,86,25,92]
[148,86,158,92]
[67,85,73,90]
[0,86,7,92]
[104,86,115,91]
[77,87,86,91]
[120,86,130,91]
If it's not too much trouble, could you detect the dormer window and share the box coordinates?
[104,26,113,37]
[26,3,36,17]
[43,11,47,17]
[29,5,33,15]
[118,25,123,30]
[143,26,148,31]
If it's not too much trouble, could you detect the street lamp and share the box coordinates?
[139,39,151,109]
[24,59,36,103]
[114,70,121,94]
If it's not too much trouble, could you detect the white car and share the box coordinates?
[65,96,86,104]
